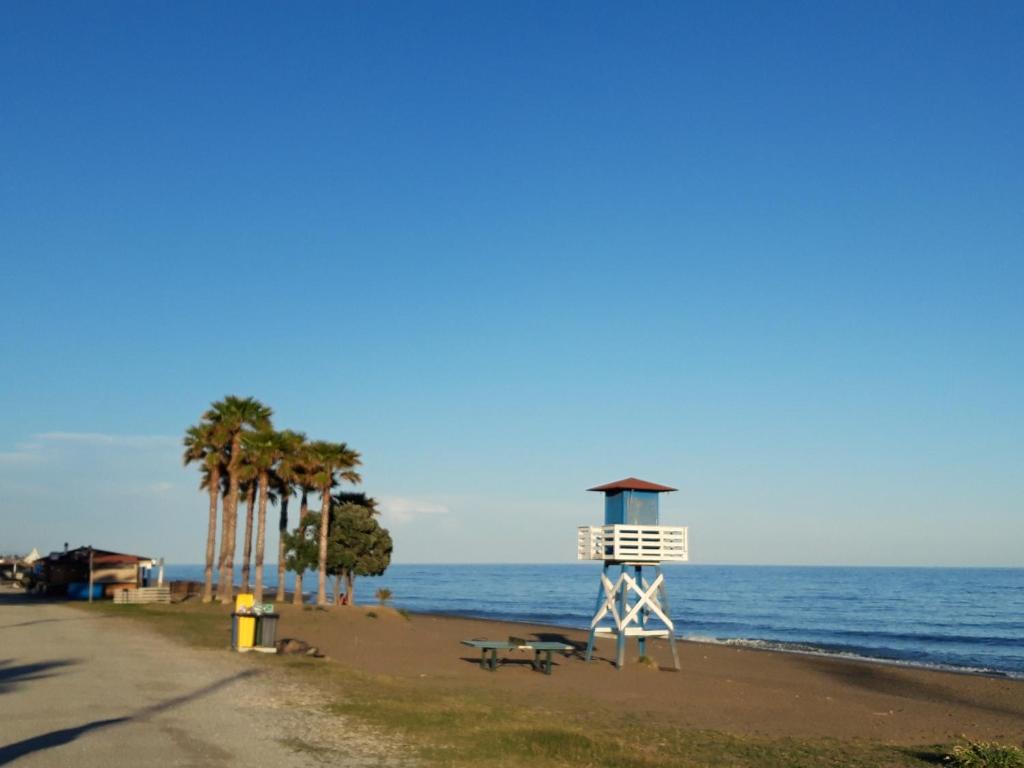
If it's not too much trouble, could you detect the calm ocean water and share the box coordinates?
[165,563,1024,678]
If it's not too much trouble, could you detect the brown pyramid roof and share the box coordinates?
[587,477,677,493]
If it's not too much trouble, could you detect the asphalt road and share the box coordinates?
[0,589,398,767]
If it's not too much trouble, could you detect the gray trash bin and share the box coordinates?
[230,612,243,650]
[255,613,279,649]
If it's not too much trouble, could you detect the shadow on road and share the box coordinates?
[0,669,258,765]
[0,659,78,696]
[0,616,111,632]
[0,590,58,606]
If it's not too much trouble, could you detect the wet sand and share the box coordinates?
[273,602,1024,744]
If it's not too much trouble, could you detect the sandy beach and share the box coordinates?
[264,602,1024,744]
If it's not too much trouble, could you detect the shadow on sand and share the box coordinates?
[0,669,258,765]
[0,659,79,696]
[786,654,1024,720]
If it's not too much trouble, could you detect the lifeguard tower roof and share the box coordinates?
[587,477,677,493]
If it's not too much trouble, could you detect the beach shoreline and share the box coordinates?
[165,562,1024,681]
[400,607,1024,682]
[166,573,1024,682]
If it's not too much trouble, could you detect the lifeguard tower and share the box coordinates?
[577,478,688,669]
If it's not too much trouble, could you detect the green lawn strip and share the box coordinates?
[71,602,947,768]
[320,665,932,768]
[71,600,232,649]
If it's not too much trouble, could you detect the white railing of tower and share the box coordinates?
[578,524,688,669]
[577,525,688,563]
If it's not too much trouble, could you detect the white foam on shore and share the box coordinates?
[681,634,1024,680]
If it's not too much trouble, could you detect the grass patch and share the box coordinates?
[322,666,932,768]
[72,601,231,650]
[946,739,1024,768]
[71,601,964,768]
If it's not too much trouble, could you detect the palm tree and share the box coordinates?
[241,428,294,603]
[292,444,318,603]
[204,396,273,604]
[214,467,230,577]
[271,430,307,602]
[297,457,315,520]
[237,459,258,593]
[305,440,361,606]
[182,422,227,603]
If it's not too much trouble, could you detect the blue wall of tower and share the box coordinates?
[603,490,660,525]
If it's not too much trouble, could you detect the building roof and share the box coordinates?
[587,477,677,493]
[48,547,155,566]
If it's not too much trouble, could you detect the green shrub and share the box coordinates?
[366,611,378,619]
[946,739,1024,768]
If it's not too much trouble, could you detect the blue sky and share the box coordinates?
[1,2,1021,566]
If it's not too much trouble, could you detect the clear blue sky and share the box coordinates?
[1,2,1021,566]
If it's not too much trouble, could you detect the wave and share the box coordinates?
[682,634,1024,680]
[819,627,1024,646]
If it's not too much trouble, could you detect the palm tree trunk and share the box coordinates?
[216,488,231,601]
[333,572,342,605]
[316,485,331,606]
[241,482,256,592]
[275,497,289,602]
[217,489,227,572]
[293,570,303,605]
[218,436,243,604]
[202,467,220,603]
[253,471,269,604]
[345,570,355,607]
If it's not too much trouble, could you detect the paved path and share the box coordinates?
[0,592,398,767]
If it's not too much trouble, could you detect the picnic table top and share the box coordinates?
[461,639,575,651]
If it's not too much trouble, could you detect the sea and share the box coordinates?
[164,563,1024,679]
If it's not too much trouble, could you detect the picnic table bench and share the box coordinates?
[461,638,575,675]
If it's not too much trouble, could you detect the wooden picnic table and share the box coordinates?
[461,639,575,675]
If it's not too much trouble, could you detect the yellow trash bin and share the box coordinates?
[234,593,256,651]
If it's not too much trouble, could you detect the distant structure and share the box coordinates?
[577,478,688,669]
[35,546,158,599]
[0,549,38,587]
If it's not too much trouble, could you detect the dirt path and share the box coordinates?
[0,592,401,767]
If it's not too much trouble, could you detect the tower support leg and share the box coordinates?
[615,564,627,669]
[585,563,609,662]
[635,565,647,659]
[656,565,680,671]
[587,561,680,670]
